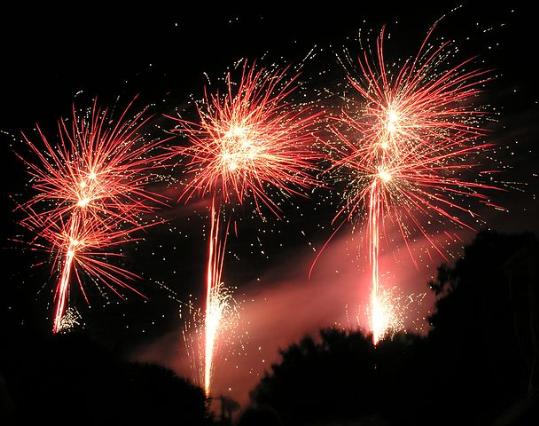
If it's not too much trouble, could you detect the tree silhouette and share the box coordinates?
[237,405,283,426]
[249,231,539,425]
[252,328,378,425]
[425,231,539,425]
[2,231,538,425]
[0,333,212,425]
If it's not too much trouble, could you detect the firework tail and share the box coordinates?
[52,215,78,333]
[203,196,229,396]
[368,180,383,343]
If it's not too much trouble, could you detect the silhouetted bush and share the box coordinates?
[1,333,210,425]
[250,231,539,426]
[237,406,283,426]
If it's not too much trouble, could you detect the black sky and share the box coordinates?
[1,1,538,369]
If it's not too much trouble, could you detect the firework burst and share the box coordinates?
[170,61,320,215]
[18,99,169,333]
[170,61,320,395]
[329,25,500,343]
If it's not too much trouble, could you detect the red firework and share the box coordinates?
[18,99,168,333]
[170,61,320,395]
[329,25,500,343]
[25,212,146,333]
[170,61,320,215]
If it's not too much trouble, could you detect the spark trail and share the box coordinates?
[203,198,230,395]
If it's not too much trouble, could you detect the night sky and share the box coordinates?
[1,2,538,405]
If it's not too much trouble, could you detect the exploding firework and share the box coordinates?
[18,99,169,333]
[171,61,320,215]
[170,61,320,395]
[329,25,500,343]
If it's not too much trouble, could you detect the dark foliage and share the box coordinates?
[0,333,210,425]
[249,231,539,425]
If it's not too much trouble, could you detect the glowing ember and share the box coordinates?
[55,307,82,333]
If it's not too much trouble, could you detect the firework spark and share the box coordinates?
[55,307,82,333]
[368,286,428,341]
[170,61,320,395]
[18,99,168,333]
[329,25,499,343]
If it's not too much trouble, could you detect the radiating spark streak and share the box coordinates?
[18,99,169,332]
[171,61,319,395]
[328,25,501,344]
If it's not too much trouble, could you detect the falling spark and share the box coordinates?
[170,61,320,395]
[329,25,500,343]
[18,99,169,332]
